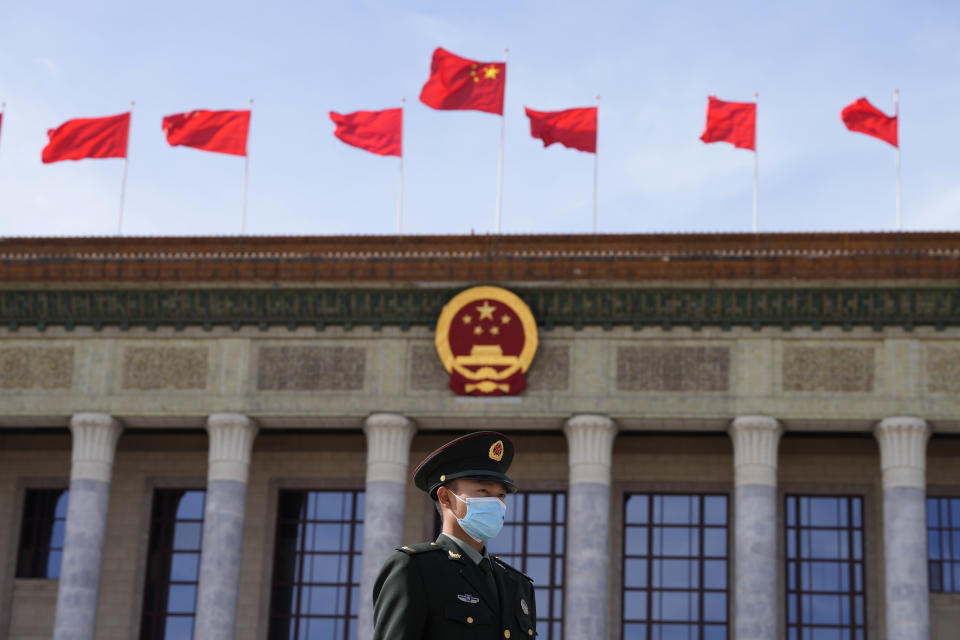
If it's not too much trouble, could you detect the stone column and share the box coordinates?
[357,413,416,640]
[194,413,258,640]
[728,415,783,640]
[563,414,617,640]
[875,416,931,640]
[53,412,123,640]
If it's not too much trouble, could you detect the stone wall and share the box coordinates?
[0,326,958,432]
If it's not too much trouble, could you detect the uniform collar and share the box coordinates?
[439,532,489,565]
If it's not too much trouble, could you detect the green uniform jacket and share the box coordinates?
[372,534,538,640]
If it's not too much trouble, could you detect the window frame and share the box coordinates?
[265,486,365,640]
[15,487,70,580]
[620,482,736,640]
[779,483,880,640]
[926,494,960,593]
[138,487,207,640]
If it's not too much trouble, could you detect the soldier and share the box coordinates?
[372,431,537,639]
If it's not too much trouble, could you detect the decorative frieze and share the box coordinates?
[257,345,365,391]
[927,346,960,393]
[121,346,208,390]
[782,345,874,392]
[0,346,73,390]
[407,344,449,391]
[616,345,729,392]
[526,344,570,391]
[3,287,958,330]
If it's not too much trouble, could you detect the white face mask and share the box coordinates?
[449,492,507,542]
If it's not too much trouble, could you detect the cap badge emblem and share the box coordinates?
[489,440,504,461]
[458,594,480,604]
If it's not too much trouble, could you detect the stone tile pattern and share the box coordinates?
[257,345,365,391]
[526,344,570,391]
[927,346,960,393]
[0,346,74,390]
[616,345,730,392]
[407,344,449,391]
[782,346,875,392]
[122,347,208,390]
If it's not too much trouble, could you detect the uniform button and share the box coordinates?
[504,631,511,639]
[467,617,473,624]
[528,630,534,636]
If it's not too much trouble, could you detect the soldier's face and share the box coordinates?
[440,478,507,518]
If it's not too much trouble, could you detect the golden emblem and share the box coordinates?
[448,550,462,560]
[435,286,538,396]
[489,440,504,461]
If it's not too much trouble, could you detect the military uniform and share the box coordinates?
[371,431,538,639]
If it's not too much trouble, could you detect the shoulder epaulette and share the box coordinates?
[396,541,443,555]
[493,555,534,582]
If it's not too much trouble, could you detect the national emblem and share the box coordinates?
[434,286,539,396]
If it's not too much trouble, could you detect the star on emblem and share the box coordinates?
[490,326,500,336]
[501,314,511,324]
[462,315,472,324]
[476,301,496,321]
[483,65,500,80]
[474,326,483,335]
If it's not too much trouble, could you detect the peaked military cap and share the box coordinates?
[413,431,518,498]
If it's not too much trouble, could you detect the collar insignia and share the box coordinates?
[448,550,462,560]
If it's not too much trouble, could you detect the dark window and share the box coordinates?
[268,490,364,640]
[622,493,730,640]
[487,491,566,640]
[139,489,206,640]
[927,496,960,593]
[785,495,866,640]
[16,488,69,578]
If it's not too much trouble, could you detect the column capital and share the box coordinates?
[69,412,122,482]
[563,414,617,485]
[362,413,416,484]
[206,413,258,483]
[728,415,783,487]
[874,416,930,489]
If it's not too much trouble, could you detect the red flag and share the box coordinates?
[841,98,897,147]
[42,112,130,163]
[162,109,250,156]
[525,107,597,153]
[700,96,756,150]
[419,48,505,115]
[329,108,402,157]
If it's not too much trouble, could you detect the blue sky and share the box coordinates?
[0,1,957,237]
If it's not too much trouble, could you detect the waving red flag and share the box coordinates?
[42,112,130,163]
[162,109,250,156]
[330,108,402,157]
[420,48,505,115]
[525,107,597,153]
[841,98,897,147]
[700,96,756,150]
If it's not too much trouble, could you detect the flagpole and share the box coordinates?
[0,101,5,149]
[398,97,405,235]
[117,101,134,236]
[241,98,253,235]
[894,89,902,231]
[495,47,508,234]
[752,92,759,233]
[593,95,600,234]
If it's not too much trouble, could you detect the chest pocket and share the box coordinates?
[445,601,494,627]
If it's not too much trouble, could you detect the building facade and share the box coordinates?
[0,232,959,640]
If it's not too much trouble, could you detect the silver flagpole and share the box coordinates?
[398,97,405,235]
[117,101,134,236]
[241,98,253,235]
[495,47,508,234]
[752,92,759,233]
[593,95,600,234]
[894,89,902,230]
